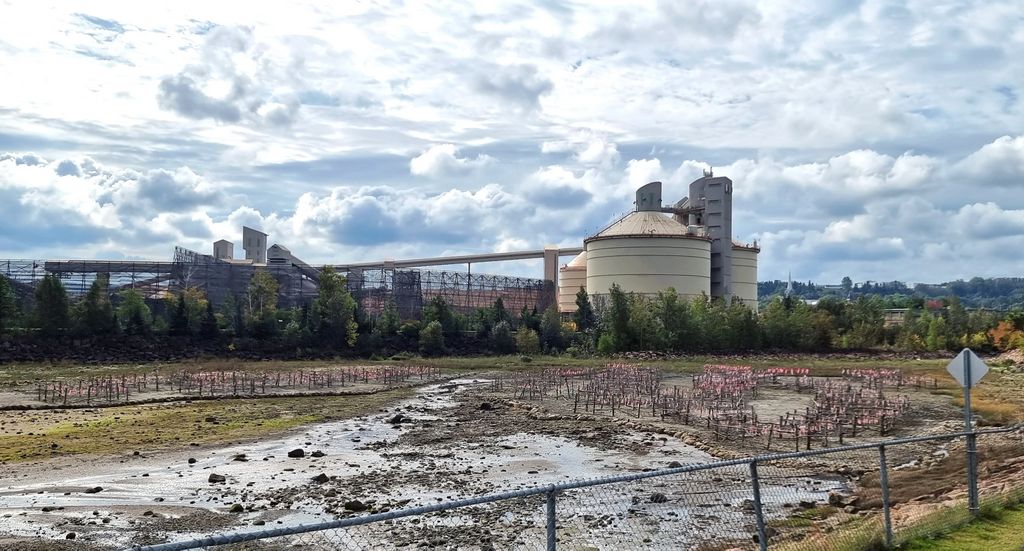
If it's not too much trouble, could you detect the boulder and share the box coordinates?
[344,500,368,512]
[287,448,305,458]
[208,473,227,483]
[83,487,103,494]
[312,473,330,483]
[650,493,668,503]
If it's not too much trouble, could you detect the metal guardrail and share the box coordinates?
[128,425,1024,551]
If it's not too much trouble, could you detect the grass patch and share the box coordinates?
[0,387,412,462]
[900,504,1024,551]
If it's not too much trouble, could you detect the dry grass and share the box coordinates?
[0,387,412,462]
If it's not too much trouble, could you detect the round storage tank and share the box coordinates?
[558,251,587,313]
[731,244,759,311]
[585,211,711,301]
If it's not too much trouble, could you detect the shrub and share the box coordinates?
[516,328,541,354]
[596,333,615,356]
[419,320,445,356]
[491,321,516,354]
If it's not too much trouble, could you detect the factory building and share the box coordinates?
[1,172,757,318]
[559,174,759,312]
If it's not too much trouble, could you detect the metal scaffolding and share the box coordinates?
[0,251,552,318]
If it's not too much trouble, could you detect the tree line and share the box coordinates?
[759,276,1024,310]
[1,271,1022,357]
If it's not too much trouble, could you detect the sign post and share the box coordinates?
[946,348,989,516]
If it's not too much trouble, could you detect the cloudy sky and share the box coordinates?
[1,0,1022,284]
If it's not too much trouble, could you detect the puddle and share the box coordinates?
[0,378,840,548]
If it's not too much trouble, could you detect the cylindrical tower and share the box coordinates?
[585,209,711,302]
[730,243,759,311]
[557,251,587,313]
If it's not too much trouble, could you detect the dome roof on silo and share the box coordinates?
[562,251,587,270]
[586,211,694,241]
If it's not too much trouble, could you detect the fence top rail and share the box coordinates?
[126,424,1022,551]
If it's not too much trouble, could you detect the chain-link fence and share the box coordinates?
[127,425,1023,551]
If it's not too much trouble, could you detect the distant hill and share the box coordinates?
[758,277,1024,310]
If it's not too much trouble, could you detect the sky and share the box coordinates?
[1,0,1023,284]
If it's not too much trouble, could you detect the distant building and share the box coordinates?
[213,239,233,260]
[242,226,268,264]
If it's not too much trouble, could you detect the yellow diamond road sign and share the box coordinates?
[946,348,989,388]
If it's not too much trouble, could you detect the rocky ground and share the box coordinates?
[0,369,1019,551]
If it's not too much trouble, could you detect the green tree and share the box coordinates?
[846,296,885,348]
[34,274,69,337]
[491,321,516,354]
[605,284,631,351]
[246,271,279,334]
[841,276,853,293]
[518,305,540,332]
[926,315,948,351]
[539,305,564,352]
[423,296,456,334]
[73,275,117,336]
[118,289,152,336]
[376,298,400,337]
[491,297,510,327]
[419,320,445,356]
[0,276,17,334]
[200,301,219,339]
[628,294,661,351]
[169,294,189,336]
[573,287,596,332]
[945,296,968,346]
[516,327,541,354]
[312,267,358,347]
[728,300,763,350]
[654,288,690,350]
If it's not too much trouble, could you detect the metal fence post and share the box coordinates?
[966,432,979,516]
[749,460,768,551]
[878,445,894,548]
[546,486,557,551]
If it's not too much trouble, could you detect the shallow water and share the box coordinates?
[0,378,842,548]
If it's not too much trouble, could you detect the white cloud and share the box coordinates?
[409,144,495,178]
[2,2,1024,284]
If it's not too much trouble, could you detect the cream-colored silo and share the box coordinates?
[558,251,587,313]
[585,202,711,301]
[731,243,759,311]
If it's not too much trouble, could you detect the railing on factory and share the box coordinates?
[127,424,1024,551]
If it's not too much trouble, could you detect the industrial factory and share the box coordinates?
[559,173,758,312]
[1,173,758,315]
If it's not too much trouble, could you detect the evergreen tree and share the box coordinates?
[539,305,564,352]
[0,276,16,334]
[376,298,400,336]
[653,288,686,350]
[573,287,596,332]
[492,297,510,327]
[169,294,189,336]
[118,289,152,336]
[518,305,540,332]
[74,275,116,336]
[34,274,69,337]
[606,284,631,352]
[312,267,358,347]
[926,315,948,351]
[423,296,456,334]
[200,301,219,339]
